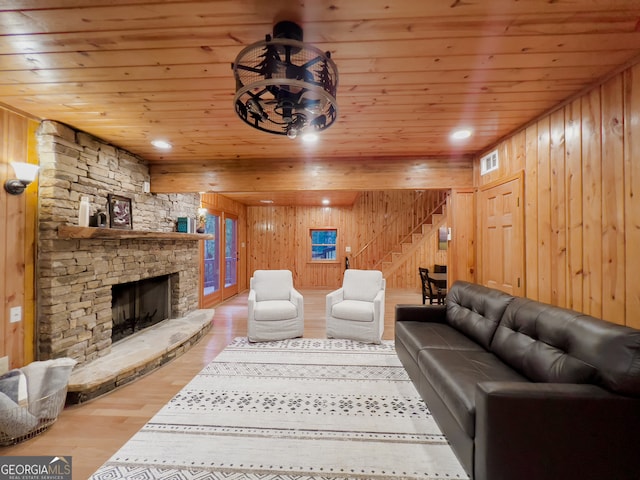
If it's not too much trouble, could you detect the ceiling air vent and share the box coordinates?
[480,150,499,175]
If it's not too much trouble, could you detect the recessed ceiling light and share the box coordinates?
[151,139,172,149]
[322,199,330,205]
[451,129,472,140]
[260,199,274,204]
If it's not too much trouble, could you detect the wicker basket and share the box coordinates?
[0,385,68,446]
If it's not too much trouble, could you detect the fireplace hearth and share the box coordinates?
[112,275,171,343]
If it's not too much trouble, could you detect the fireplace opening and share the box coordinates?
[111,275,171,343]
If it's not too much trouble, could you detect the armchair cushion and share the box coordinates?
[343,269,384,301]
[254,300,299,321]
[331,299,374,322]
[252,269,295,301]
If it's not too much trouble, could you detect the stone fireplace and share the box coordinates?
[36,121,203,366]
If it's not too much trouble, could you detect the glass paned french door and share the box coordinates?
[223,215,238,298]
[202,212,221,306]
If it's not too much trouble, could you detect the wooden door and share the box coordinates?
[479,174,524,295]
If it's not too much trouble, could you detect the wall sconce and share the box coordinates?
[4,162,40,195]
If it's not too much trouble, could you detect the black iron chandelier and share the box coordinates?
[232,21,338,139]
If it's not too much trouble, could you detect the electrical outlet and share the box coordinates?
[10,306,22,323]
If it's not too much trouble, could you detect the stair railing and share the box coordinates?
[351,190,448,270]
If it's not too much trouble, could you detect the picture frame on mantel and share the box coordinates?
[108,194,133,229]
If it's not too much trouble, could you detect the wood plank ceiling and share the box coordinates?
[1,0,640,203]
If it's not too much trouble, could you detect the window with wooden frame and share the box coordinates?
[309,228,338,262]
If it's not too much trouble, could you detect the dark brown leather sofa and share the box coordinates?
[395,281,640,480]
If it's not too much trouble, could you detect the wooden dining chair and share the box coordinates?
[419,267,438,305]
[431,276,447,304]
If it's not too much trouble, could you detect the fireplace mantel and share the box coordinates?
[58,225,214,240]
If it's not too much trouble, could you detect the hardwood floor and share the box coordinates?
[2,288,420,479]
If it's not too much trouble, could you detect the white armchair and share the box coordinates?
[247,269,304,342]
[326,269,386,344]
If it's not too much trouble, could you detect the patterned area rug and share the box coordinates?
[90,338,469,479]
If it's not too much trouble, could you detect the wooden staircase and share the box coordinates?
[381,210,447,277]
[351,190,448,274]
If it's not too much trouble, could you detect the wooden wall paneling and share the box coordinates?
[601,75,626,324]
[0,110,7,361]
[524,124,539,300]
[23,119,39,363]
[308,205,351,287]
[475,185,486,286]
[350,191,378,267]
[246,191,449,290]
[549,109,567,307]
[449,189,476,285]
[247,206,296,279]
[4,112,28,369]
[512,130,527,174]
[624,65,640,329]
[229,208,245,294]
[581,88,603,318]
[476,61,640,327]
[536,116,552,304]
[565,99,584,313]
[351,191,422,269]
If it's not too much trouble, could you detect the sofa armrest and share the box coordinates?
[395,304,447,324]
[475,381,640,480]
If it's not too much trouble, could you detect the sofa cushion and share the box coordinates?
[395,321,485,363]
[492,298,640,396]
[417,348,527,437]
[446,281,515,350]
